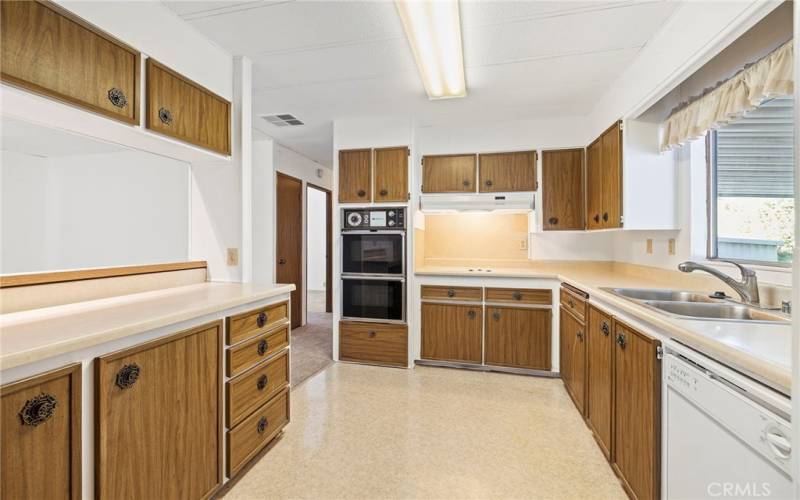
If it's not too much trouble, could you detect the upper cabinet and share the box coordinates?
[586,121,623,229]
[339,149,372,203]
[478,150,537,192]
[146,59,231,156]
[339,146,409,203]
[542,149,584,230]
[374,146,409,202]
[421,154,477,193]
[586,140,603,230]
[1,1,139,125]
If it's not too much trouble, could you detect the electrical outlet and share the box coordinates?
[227,248,239,266]
[520,239,528,250]
[668,239,676,255]
[646,239,653,254]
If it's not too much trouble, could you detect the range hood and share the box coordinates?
[419,192,535,213]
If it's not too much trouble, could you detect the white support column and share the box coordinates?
[236,56,254,282]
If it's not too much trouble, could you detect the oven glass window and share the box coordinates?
[342,234,403,275]
[342,279,404,321]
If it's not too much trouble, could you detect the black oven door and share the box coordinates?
[341,232,404,276]
[341,277,405,322]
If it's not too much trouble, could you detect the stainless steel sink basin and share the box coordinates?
[604,288,717,303]
[643,300,789,323]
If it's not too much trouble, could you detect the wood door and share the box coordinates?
[485,306,551,370]
[95,323,222,500]
[542,149,585,230]
[559,307,585,413]
[600,121,623,228]
[586,139,603,230]
[613,321,661,500]
[421,154,477,193]
[1,1,139,124]
[421,302,482,363]
[339,149,372,202]
[373,146,409,202]
[1,364,81,500]
[276,173,303,328]
[586,306,614,459]
[478,150,537,192]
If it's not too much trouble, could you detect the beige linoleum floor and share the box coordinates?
[225,363,626,500]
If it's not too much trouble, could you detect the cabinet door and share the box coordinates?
[1,364,81,500]
[478,150,537,192]
[339,149,372,202]
[586,306,613,459]
[542,149,584,230]
[1,1,139,124]
[96,323,222,500]
[374,146,408,202]
[613,321,661,500]
[421,154,477,193]
[600,122,623,228]
[559,307,585,413]
[421,303,482,363]
[485,306,551,370]
[586,140,603,230]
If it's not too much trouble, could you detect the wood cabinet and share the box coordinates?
[146,59,231,155]
[226,301,289,345]
[613,320,661,500]
[542,149,584,230]
[586,121,623,229]
[1,1,139,125]
[227,387,289,477]
[226,349,289,427]
[339,321,408,367]
[339,149,372,203]
[1,364,81,500]
[586,140,603,230]
[421,302,483,364]
[95,322,222,500]
[586,306,613,459]
[374,146,409,202]
[421,285,482,302]
[485,306,551,370]
[559,306,585,413]
[421,154,477,193]
[478,150,537,192]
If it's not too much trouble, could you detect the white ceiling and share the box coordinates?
[165,0,681,167]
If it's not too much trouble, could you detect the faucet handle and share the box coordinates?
[718,260,756,278]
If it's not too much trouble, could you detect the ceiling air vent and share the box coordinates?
[261,114,304,127]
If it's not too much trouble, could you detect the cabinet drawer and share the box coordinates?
[227,301,289,345]
[1,364,81,500]
[1,1,139,124]
[560,287,587,323]
[421,285,482,302]
[146,59,231,155]
[226,350,289,427]
[339,321,407,367]
[227,388,289,478]
[485,287,551,305]
[227,324,290,377]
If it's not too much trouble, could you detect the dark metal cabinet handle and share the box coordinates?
[158,107,173,125]
[576,331,584,341]
[485,179,493,187]
[616,333,626,349]
[603,212,609,222]
[379,189,388,196]
[593,214,600,223]
[447,289,456,298]
[548,217,559,225]
[257,339,269,356]
[257,416,268,434]
[278,258,286,265]
[512,291,522,301]
[107,88,128,108]
[368,331,376,338]
[19,393,57,427]
[567,298,575,308]
[492,311,501,321]
[115,363,141,390]
[462,180,470,187]
[257,374,268,391]
[467,310,476,319]
[257,312,268,328]
[601,322,610,336]
[357,189,366,197]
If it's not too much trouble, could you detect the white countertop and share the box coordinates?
[0,281,295,371]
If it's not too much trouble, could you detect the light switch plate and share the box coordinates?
[227,248,239,266]
[668,239,676,255]
[646,239,653,254]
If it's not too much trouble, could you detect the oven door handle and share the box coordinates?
[341,275,406,282]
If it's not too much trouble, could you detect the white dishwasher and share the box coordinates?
[663,341,793,499]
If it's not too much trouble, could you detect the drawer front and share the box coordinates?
[560,287,587,322]
[227,388,289,478]
[421,285,482,302]
[227,324,290,377]
[339,321,407,367]
[485,287,551,305]
[226,350,289,427]
[227,301,289,345]
[1,1,139,124]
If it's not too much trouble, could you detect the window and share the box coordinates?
[708,96,794,266]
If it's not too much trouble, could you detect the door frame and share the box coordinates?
[276,172,303,328]
[307,183,333,313]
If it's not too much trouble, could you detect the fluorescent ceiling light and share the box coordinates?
[395,0,466,100]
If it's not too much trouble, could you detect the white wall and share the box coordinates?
[307,187,327,291]
[252,138,276,285]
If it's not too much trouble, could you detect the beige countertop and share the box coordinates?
[0,281,295,371]
[416,261,792,395]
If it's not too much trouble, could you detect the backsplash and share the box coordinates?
[421,213,530,265]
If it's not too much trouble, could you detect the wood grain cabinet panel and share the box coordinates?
[485,306,551,370]
[542,149,585,230]
[227,349,289,427]
[420,285,482,302]
[146,59,231,155]
[421,154,477,193]
[339,321,408,366]
[1,364,81,500]
[559,306,585,414]
[586,306,614,459]
[485,287,551,305]
[478,150,537,192]
[560,287,587,323]
[227,387,290,478]
[374,146,409,202]
[613,321,661,500]
[586,140,603,229]
[339,149,372,202]
[226,301,289,345]
[421,303,482,364]
[1,1,139,124]
[600,122,623,229]
[95,322,222,500]
[227,323,290,377]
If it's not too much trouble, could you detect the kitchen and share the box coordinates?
[0,1,798,499]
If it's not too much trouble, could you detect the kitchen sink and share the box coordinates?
[605,288,717,303]
[643,301,789,323]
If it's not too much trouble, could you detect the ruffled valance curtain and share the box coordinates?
[660,39,794,151]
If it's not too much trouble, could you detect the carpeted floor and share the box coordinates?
[291,293,333,386]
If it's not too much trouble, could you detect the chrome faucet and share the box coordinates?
[678,261,760,306]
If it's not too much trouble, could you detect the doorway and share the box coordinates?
[306,184,332,314]
[276,172,303,329]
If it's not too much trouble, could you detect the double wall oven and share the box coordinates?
[341,207,406,323]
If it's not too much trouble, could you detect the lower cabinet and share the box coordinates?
[95,322,222,500]
[559,306,585,413]
[485,306,551,370]
[227,387,290,477]
[339,321,408,367]
[586,306,614,459]
[1,363,82,500]
[421,302,482,364]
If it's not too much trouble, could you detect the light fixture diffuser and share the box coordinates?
[395,0,466,99]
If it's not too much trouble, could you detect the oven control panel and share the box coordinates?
[343,207,405,230]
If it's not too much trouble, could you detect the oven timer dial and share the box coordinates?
[347,212,363,227]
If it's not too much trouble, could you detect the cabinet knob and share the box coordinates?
[485,179,493,187]
[616,333,627,349]
[602,212,609,222]
[576,331,584,341]
[115,363,141,390]
[19,393,57,427]
[567,298,575,308]
[467,310,476,319]
[278,258,286,265]
[257,374,268,391]
[368,331,376,338]
[257,339,269,356]
[357,189,366,197]
[257,312,268,328]
[158,107,173,125]
[462,180,470,187]
[447,289,456,298]
[512,291,522,300]
[107,87,128,108]
[548,217,558,225]
[593,214,600,223]
[257,416,268,434]
[379,189,388,196]
[492,311,501,321]
[601,322,610,336]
